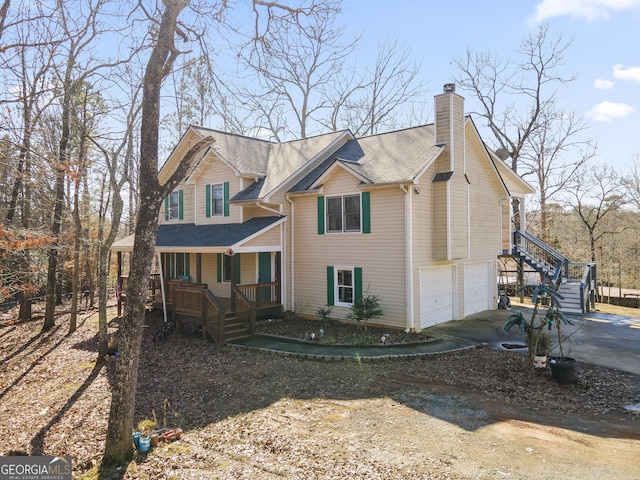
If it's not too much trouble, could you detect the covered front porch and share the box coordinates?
[112,217,285,343]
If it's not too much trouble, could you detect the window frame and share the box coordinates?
[325,193,361,233]
[211,183,224,216]
[169,191,180,220]
[334,266,355,307]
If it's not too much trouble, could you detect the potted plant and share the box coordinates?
[529,332,552,369]
[546,307,578,384]
[503,282,575,381]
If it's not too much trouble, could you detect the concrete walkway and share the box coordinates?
[229,305,640,375]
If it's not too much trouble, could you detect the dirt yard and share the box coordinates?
[0,303,639,479]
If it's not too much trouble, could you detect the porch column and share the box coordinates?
[230,252,236,313]
[196,253,202,284]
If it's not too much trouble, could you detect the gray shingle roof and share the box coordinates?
[289,125,442,192]
[156,216,283,248]
[192,127,273,176]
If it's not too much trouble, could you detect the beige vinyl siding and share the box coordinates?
[432,181,448,259]
[242,225,281,249]
[466,138,504,262]
[200,252,257,299]
[293,169,407,329]
[449,170,469,260]
[195,157,242,225]
[241,205,281,218]
[160,183,194,224]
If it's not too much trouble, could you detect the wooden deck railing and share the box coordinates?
[232,286,256,335]
[237,281,280,307]
[203,289,226,343]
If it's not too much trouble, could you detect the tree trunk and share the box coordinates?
[101,0,191,467]
[101,207,159,465]
[43,165,65,331]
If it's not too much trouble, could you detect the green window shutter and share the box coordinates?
[234,254,241,283]
[185,253,190,276]
[217,253,223,282]
[362,191,371,234]
[164,197,169,221]
[205,184,211,218]
[354,267,363,302]
[326,266,334,306]
[178,190,184,220]
[170,253,175,278]
[223,182,230,217]
[317,196,325,234]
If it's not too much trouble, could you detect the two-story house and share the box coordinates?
[112,83,536,342]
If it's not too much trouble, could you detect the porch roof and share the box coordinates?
[111,216,284,252]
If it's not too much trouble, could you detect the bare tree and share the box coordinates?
[91,82,141,359]
[567,164,626,263]
[101,0,212,465]
[520,108,595,240]
[42,0,136,331]
[453,23,574,174]
[326,40,425,136]
[623,154,640,210]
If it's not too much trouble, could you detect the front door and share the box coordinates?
[258,252,272,283]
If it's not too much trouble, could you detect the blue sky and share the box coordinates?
[340,0,640,172]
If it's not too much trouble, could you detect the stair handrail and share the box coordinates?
[202,289,226,343]
[232,285,256,335]
[513,230,570,281]
[577,262,597,313]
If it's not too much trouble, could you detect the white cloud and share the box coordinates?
[532,0,640,22]
[587,101,634,121]
[613,64,640,83]
[594,78,615,89]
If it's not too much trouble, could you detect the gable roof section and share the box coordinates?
[260,130,350,198]
[190,126,273,178]
[289,125,443,192]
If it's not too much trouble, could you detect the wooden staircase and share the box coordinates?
[223,316,252,342]
[511,230,597,314]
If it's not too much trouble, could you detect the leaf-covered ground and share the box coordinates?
[1,303,639,479]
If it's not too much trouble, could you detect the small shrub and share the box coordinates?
[316,305,332,324]
[344,333,375,346]
[348,289,383,331]
[318,335,337,345]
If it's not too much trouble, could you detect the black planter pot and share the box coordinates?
[549,357,577,384]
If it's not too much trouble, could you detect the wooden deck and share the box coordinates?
[141,280,282,343]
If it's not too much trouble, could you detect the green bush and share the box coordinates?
[343,333,375,346]
[348,290,383,331]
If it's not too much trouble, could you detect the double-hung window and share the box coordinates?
[336,268,354,306]
[326,194,361,233]
[206,182,229,217]
[211,184,223,216]
[326,266,362,307]
[169,192,180,220]
[164,190,183,221]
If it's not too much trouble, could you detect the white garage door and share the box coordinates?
[464,262,491,316]
[420,266,455,329]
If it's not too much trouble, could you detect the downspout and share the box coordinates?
[400,184,415,332]
[285,195,294,312]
